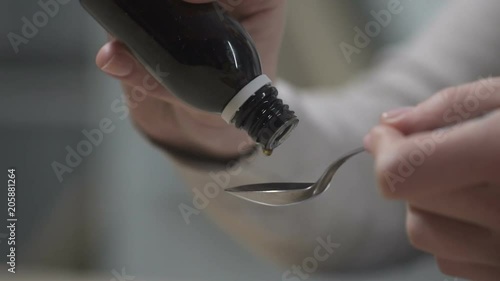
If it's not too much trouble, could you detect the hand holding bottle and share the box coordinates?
[94,0,287,159]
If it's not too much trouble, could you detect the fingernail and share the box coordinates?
[381,107,413,123]
[363,133,373,153]
[100,54,134,77]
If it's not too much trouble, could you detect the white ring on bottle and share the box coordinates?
[221,74,272,123]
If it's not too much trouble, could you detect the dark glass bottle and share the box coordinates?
[80,0,299,154]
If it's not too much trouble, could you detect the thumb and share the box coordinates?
[365,125,405,155]
[364,125,408,198]
[96,40,135,78]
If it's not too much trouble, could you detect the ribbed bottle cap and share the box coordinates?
[232,85,299,154]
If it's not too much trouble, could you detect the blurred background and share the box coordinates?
[0,0,450,280]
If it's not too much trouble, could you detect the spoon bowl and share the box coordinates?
[225,147,365,206]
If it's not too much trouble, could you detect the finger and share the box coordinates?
[411,184,500,232]
[184,0,284,20]
[366,125,408,197]
[406,207,500,266]
[381,77,500,134]
[367,124,406,154]
[96,40,176,102]
[186,0,286,78]
[96,40,134,78]
[370,113,500,200]
[436,258,500,281]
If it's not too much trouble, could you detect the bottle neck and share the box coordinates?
[232,84,299,154]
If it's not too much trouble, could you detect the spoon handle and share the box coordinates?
[315,147,366,191]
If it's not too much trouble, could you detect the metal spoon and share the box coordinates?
[225,147,365,206]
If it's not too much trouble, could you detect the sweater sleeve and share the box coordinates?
[170,0,500,271]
